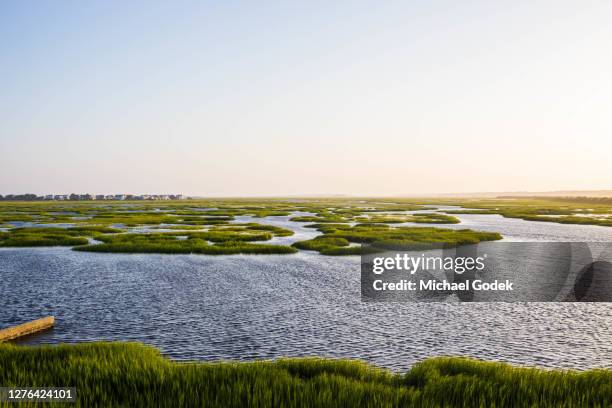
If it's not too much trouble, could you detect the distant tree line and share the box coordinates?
[0,194,184,201]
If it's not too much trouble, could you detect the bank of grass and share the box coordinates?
[0,342,609,407]
[517,214,612,227]
[0,200,451,233]
[0,221,296,254]
[292,236,351,252]
[430,198,612,227]
[355,213,460,224]
[444,209,498,216]
[2,197,611,227]
[74,233,297,255]
[214,223,295,237]
[86,213,231,227]
[293,224,502,255]
[0,226,122,247]
[152,225,207,230]
[290,214,349,223]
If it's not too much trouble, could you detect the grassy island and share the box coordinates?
[74,234,298,255]
[0,342,609,407]
[353,213,460,224]
[431,197,612,227]
[293,224,501,255]
[0,226,122,247]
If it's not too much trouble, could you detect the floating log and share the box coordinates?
[0,316,55,341]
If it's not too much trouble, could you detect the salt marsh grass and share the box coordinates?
[0,342,609,407]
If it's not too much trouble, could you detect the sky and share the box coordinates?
[1,1,611,196]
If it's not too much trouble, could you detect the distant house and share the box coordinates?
[4,192,185,201]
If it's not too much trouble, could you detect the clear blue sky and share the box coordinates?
[1,1,611,196]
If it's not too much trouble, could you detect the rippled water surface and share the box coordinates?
[2,210,612,371]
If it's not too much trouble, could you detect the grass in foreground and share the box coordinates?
[0,342,609,407]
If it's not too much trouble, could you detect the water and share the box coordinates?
[1,210,611,371]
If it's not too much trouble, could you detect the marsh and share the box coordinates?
[2,199,612,372]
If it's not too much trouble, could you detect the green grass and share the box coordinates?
[72,222,296,254]
[424,198,612,227]
[290,215,349,223]
[213,223,295,237]
[3,197,609,255]
[444,209,498,215]
[74,233,297,255]
[0,226,122,247]
[0,223,297,254]
[0,216,296,254]
[303,223,351,229]
[517,214,612,227]
[87,213,204,227]
[354,213,460,224]
[152,225,207,230]
[292,236,351,252]
[0,200,499,254]
[0,342,609,407]
[0,232,88,247]
[292,224,502,255]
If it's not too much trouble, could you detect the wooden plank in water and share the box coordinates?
[0,316,55,341]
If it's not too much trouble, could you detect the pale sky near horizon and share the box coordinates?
[1,1,611,196]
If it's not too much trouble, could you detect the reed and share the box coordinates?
[0,342,609,407]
